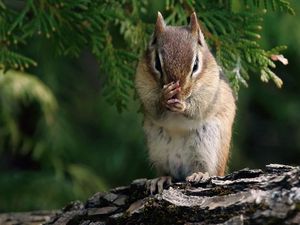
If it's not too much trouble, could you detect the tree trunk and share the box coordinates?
[1,164,300,225]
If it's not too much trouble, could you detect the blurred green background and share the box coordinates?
[0,0,300,212]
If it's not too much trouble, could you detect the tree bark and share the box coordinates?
[1,164,300,225]
[0,211,59,225]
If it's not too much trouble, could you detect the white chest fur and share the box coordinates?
[144,115,221,180]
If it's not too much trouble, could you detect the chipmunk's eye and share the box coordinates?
[192,56,199,73]
[155,51,163,75]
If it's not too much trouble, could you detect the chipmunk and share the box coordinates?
[135,12,236,193]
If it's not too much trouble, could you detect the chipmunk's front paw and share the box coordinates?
[161,81,186,113]
[146,176,172,194]
[186,172,209,183]
[166,99,186,113]
[161,81,180,104]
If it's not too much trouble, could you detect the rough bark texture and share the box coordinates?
[0,211,59,225]
[1,164,300,225]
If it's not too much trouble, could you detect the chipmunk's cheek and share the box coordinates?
[188,92,193,101]
[178,88,192,101]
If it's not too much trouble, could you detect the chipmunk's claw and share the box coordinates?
[162,81,180,101]
[186,172,209,183]
[146,176,172,194]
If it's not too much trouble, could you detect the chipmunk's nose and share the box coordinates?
[162,74,173,85]
[166,74,177,83]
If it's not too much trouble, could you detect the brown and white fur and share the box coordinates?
[135,12,236,193]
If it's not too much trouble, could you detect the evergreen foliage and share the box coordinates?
[0,70,56,152]
[0,0,294,110]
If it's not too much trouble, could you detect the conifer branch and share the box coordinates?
[0,0,294,110]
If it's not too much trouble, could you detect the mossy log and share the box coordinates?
[1,164,300,225]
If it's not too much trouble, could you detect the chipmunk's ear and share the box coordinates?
[189,12,199,34]
[155,11,165,35]
[189,12,205,47]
